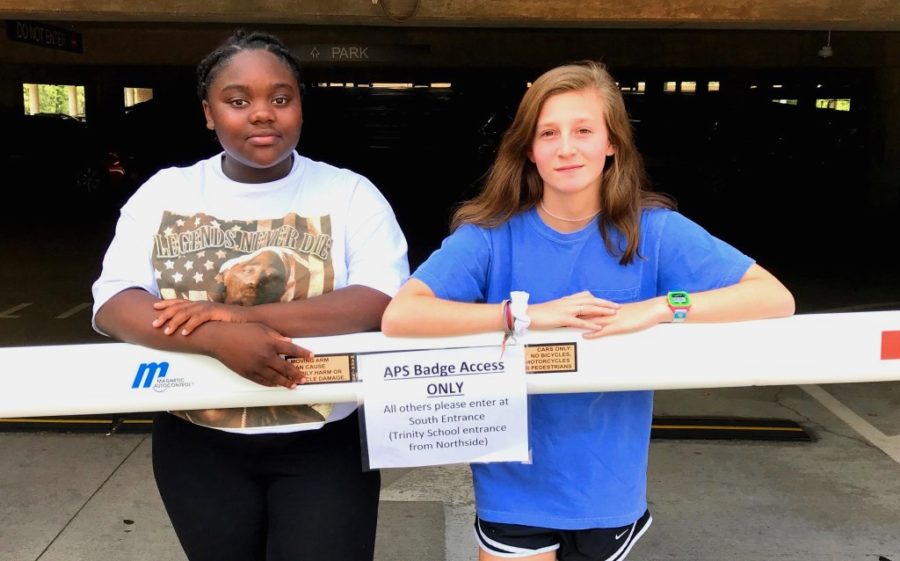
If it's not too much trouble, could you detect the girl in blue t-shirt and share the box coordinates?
[382,61,794,561]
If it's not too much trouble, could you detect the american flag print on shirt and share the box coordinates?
[152,210,338,429]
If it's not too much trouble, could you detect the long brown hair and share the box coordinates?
[452,61,674,264]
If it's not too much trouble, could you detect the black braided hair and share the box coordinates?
[196,30,303,100]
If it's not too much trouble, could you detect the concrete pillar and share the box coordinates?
[871,65,900,211]
[27,83,39,115]
[67,85,78,116]
[135,87,153,103]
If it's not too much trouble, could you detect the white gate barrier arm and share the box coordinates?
[1,311,899,418]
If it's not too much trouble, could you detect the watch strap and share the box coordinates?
[667,291,691,323]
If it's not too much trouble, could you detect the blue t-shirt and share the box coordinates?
[413,206,753,529]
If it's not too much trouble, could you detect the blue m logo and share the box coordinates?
[132,362,170,389]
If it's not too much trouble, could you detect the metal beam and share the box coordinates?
[2,312,900,417]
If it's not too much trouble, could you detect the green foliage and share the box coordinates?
[22,83,86,118]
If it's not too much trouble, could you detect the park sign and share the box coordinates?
[7,20,83,53]
[294,43,430,63]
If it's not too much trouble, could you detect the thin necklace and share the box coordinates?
[539,200,600,222]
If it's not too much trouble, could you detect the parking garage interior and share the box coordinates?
[0,9,899,341]
[1,6,900,561]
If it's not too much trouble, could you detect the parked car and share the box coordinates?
[115,97,218,188]
[3,111,127,211]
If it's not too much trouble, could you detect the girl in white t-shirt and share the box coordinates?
[92,30,408,561]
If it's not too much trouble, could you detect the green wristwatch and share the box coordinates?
[667,291,691,323]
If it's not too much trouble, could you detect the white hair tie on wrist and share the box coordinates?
[510,291,531,337]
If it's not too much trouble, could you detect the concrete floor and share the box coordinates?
[2,383,898,561]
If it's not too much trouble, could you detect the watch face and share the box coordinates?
[668,291,690,307]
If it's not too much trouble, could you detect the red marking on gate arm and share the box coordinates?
[881,331,900,360]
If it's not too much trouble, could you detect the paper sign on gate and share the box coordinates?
[359,345,529,469]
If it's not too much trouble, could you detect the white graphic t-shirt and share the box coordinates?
[93,152,409,434]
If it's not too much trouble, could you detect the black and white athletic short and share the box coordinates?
[474,509,652,561]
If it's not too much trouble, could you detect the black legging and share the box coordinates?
[152,411,380,561]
